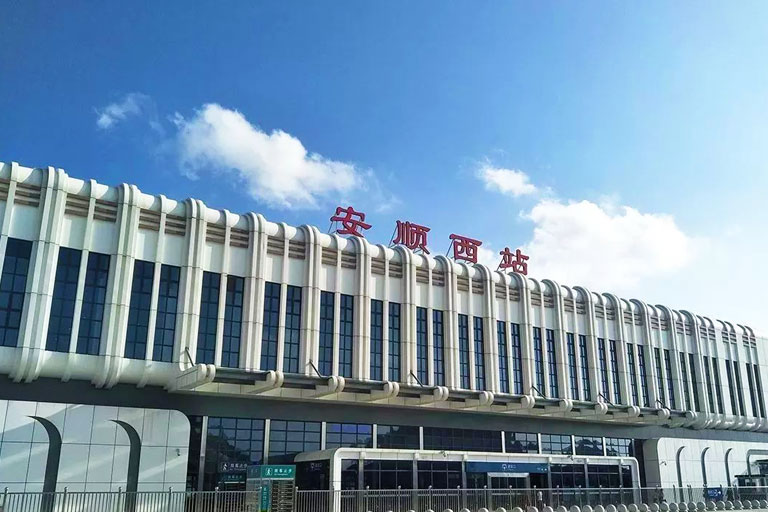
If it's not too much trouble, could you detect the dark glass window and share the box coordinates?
[423,427,502,452]
[703,356,715,412]
[689,354,701,412]
[540,434,572,455]
[76,252,109,355]
[282,285,301,373]
[376,425,420,449]
[725,359,738,415]
[664,349,676,409]
[260,282,280,370]
[318,291,334,376]
[579,335,591,401]
[679,353,691,410]
[340,460,359,490]
[505,432,538,454]
[510,323,523,394]
[637,345,650,407]
[416,307,428,384]
[566,333,578,400]
[598,338,610,401]
[546,329,559,398]
[550,464,586,489]
[575,436,603,456]
[533,327,545,396]
[433,310,445,386]
[152,265,180,362]
[458,314,470,389]
[418,461,462,490]
[197,272,221,365]
[46,247,81,352]
[654,348,666,405]
[712,357,724,414]
[222,276,244,368]
[497,321,509,394]
[124,260,154,359]
[268,420,321,464]
[203,417,264,491]
[0,238,32,348]
[733,360,746,416]
[474,316,486,390]
[363,460,413,490]
[754,364,766,418]
[605,437,633,457]
[388,302,401,381]
[339,294,354,378]
[609,340,621,404]
[627,344,638,406]
[746,362,758,417]
[370,299,383,380]
[326,423,373,449]
[587,464,623,489]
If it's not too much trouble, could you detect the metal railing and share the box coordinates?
[2,486,768,512]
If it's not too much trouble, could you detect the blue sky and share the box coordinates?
[2,2,768,332]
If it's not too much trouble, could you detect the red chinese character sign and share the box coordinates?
[330,206,371,237]
[498,247,529,275]
[449,234,482,264]
[393,220,430,254]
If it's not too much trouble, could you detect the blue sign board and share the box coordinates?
[706,488,724,500]
[465,462,548,473]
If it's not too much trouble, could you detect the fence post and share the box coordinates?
[214,486,219,512]
[166,487,172,511]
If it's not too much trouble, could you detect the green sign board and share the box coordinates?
[258,465,296,480]
[259,482,271,512]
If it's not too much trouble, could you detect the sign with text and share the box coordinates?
[465,461,548,473]
[257,465,296,480]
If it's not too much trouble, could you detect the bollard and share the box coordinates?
[716,502,725,510]
[724,502,733,510]
[639,504,650,512]
[679,504,687,512]
[527,507,539,512]
[606,505,618,512]
[570,506,581,512]
[706,503,716,511]
[543,506,553,512]
[443,509,454,512]
[512,508,524,512]
[628,505,638,512]
[496,508,507,512]
[617,505,628,512]
[660,503,669,512]
[478,508,489,512]
[595,506,606,512]
[557,507,568,512]
[583,505,594,512]
[669,504,678,512]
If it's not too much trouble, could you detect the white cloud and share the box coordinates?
[478,164,538,197]
[476,244,500,269]
[521,199,701,292]
[95,93,151,130]
[174,104,364,209]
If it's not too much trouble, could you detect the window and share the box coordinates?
[550,464,586,489]
[587,464,623,489]
[679,353,691,410]
[433,310,445,386]
[725,359,738,415]
[197,272,221,365]
[598,338,610,401]
[474,316,486,390]
[222,276,245,368]
[268,420,321,464]
[637,345,650,407]
[260,282,280,370]
[363,460,413,490]
[318,292,334,376]
[423,427,502,452]
[654,348,666,405]
[733,361,746,416]
[609,340,621,404]
[326,423,372,449]
[46,247,81,352]
[567,333,578,400]
[0,238,32,348]
[712,357,724,414]
[370,299,383,380]
[540,434,572,455]
[388,302,401,381]
[204,417,265,491]
[339,294,354,378]
[703,356,715,412]
[76,252,109,355]
[546,329,559,398]
[153,264,180,362]
[533,327,545,396]
[664,349,676,409]
[575,436,603,456]
[746,363,758,417]
[627,344,638,406]
[579,335,592,401]
[497,321,509,394]
[416,308,428,384]
[689,354,701,412]
[376,425,420,449]
[458,314,470,389]
[754,364,766,418]
[282,285,301,373]
[418,461,462,490]
[511,323,524,395]
[124,260,154,359]
[605,437,633,457]
[505,432,538,454]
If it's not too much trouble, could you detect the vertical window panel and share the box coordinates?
[627,344,638,406]
[76,252,110,355]
[579,335,592,401]
[746,362,758,417]
[46,247,81,352]
[753,364,766,418]
[598,338,610,401]
[339,294,354,378]
[197,272,221,365]
[124,260,155,359]
[458,314,470,389]
[432,310,445,386]
[282,285,301,373]
[416,307,428,384]
[510,323,523,395]
[689,354,701,412]
[473,317,485,390]
[664,349,676,410]
[0,238,32,348]
[318,291,334,376]
[725,359,738,415]
[733,361,746,416]
[152,264,180,362]
[388,302,401,382]
[497,321,509,394]
[712,357,724,414]
[546,329,559,398]
[567,333,578,400]
[654,348,666,406]
[260,282,281,370]
[703,356,716,413]
[679,353,691,410]
[533,327,545,396]
[370,299,383,381]
[637,345,650,407]
[609,340,621,404]
[222,276,244,368]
